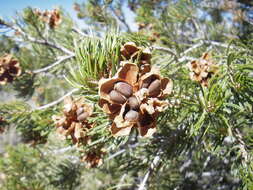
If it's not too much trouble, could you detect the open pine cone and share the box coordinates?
[81,148,106,168]
[0,54,22,85]
[34,8,61,29]
[187,52,219,87]
[99,60,172,137]
[120,42,152,73]
[52,97,93,145]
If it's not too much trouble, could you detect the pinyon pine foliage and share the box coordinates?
[0,0,253,189]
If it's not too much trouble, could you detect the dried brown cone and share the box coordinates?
[99,62,173,137]
[0,117,6,134]
[0,54,22,85]
[187,52,219,87]
[34,9,62,29]
[81,148,106,168]
[148,32,160,43]
[48,9,62,29]
[137,23,153,30]
[120,42,152,68]
[137,22,147,30]
[52,97,93,145]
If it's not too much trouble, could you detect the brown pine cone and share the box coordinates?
[0,54,22,85]
[187,52,219,87]
[99,62,173,137]
[52,97,93,145]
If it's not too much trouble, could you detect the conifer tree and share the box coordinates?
[0,0,253,189]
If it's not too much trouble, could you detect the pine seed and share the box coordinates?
[109,90,126,104]
[124,110,139,122]
[128,96,139,110]
[148,79,161,97]
[76,107,84,115]
[142,77,152,88]
[77,112,89,121]
[114,82,133,98]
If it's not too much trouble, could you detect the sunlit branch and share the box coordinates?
[35,88,79,110]
[109,6,131,32]
[138,150,162,190]
[0,19,75,56]
[32,54,74,74]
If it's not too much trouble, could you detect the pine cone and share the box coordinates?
[148,32,160,43]
[34,8,62,29]
[81,148,106,168]
[187,52,219,87]
[99,61,173,137]
[0,54,22,85]
[120,42,151,66]
[138,22,147,30]
[48,9,62,29]
[52,97,93,145]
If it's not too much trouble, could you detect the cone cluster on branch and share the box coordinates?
[99,42,173,137]
[187,53,219,87]
[0,54,21,85]
[52,97,93,145]
[34,8,62,29]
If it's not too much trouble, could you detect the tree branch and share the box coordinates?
[153,40,236,64]
[117,174,127,190]
[109,6,131,32]
[178,56,195,62]
[35,88,79,110]
[152,46,178,60]
[105,143,139,161]
[1,19,75,56]
[72,27,92,38]
[181,41,204,55]
[32,54,74,74]
[138,150,162,190]
[152,45,196,63]
[234,128,251,167]
[203,40,236,49]
[72,27,101,39]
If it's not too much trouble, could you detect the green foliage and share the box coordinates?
[0,101,55,143]
[0,143,82,190]
[67,31,122,90]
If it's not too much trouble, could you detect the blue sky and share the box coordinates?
[0,0,137,30]
[0,0,84,29]
[0,0,80,17]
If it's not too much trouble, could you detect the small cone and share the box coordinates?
[52,97,93,145]
[0,54,21,85]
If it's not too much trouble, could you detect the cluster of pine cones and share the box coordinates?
[52,42,219,167]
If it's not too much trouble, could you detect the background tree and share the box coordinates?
[0,0,253,189]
